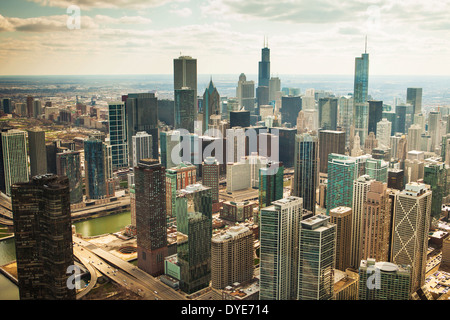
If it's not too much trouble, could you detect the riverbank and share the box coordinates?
[0,262,17,285]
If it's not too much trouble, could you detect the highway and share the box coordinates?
[73,236,186,300]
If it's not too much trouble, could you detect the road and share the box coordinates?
[73,236,186,300]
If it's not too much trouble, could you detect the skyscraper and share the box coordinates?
[108,101,128,169]
[365,158,388,183]
[258,40,270,88]
[202,157,219,205]
[361,181,391,262]
[28,128,47,177]
[229,110,250,128]
[12,174,75,300]
[318,130,346,175]
[329,207,352,272]
[259,163,284,209]
[406,88,423,116]
[391,182,432,294]
[368,100,383,135]
[84,137,108,200]
[2,130,29,197]
[211,226,254,290]
[353,47,369,146]
[350,175,375,269]
[2,98,11,114]
[202,79,221,133]
[132,131,153,168]
[236,73,255,113]
[174,88,196,133]
[174,55,197,109]
[56,150,83,204]
[292,133,318,214]
[135,159,168,276]
[318,98,338,131]
[125,93,159,161]
[423,161,447,220]
[338,95,353,149]
[260,197,302,300]
[376,118,392,148]
[297,214,336,300]
[176,184,212,294]
[160,130,181,171]
[165,161,196,219]
[281,96,302,127]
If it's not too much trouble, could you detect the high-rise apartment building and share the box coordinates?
[202,157,219,204]
[135,159,168,276]
[297,214,336,300]
[391,182,432,294]
[338,96,353,149]
[211,226,254,289]
[2,130,29,196]
[220,201,255,222]
[12,174,75,300]
[260,197,302,300]
[108,101,128,169]
[28,128,47,177]
[292,133,318,214]
[176,184,212,294]
[330,207,352,272]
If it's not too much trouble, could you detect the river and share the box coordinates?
[0,211,131,300]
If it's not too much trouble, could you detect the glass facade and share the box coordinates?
[259,164,284,209]
[84,138,106,199]
[56,151,83,204]
[108,102,128,169]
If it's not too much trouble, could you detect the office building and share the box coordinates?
[230,110,250,129]
[220,201,255,222]
[391,183,432,294]
[211,226,254,289]
[330,207,352,272]
[406,88,422,116]
[281,96,302,127]
[175,88,196,133]
[12,174,75,300]
[176,184,212,294]
[174,56,197,109]
[125,93,159,161]
[2,98,11,114]
[135,159,168,276]
[318,130,345,175]
[160,130,182,171]
[376,118,392,148]
[202,157,219,204]
[56,150,83,204]
[361,181,391,262]
[423,162,447,220]
[428,111,441,152]
[338,96,353,148]
[292,133,318,214]
[2,130,29,196]
[258,41,270,88]
[269,77,281,103]
[353,47,369,145]
[108,102,128,169]
[259,164,284,209]
[226,154,268,192]
[84,137,112,200]
[318,98,338,131]
[132,131,153,168]
[364,131,378,155]
[260,197,302,300]
[368,100,383,135]
[26,96,33,118]
[359,259,411,300]
[388,168,405,190]
[298,214,336,300]
[28,128,47,177]
[166,161,197,219]
[202,79,221,133]
[236,73,255,113]
[333,269,359,300]
[408,124,422,152]
[365,158,388,183]
[272,127,296,168]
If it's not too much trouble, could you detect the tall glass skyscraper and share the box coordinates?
[258,41,270,87]
[174,88,196,133]
[292,133,318,214]
[353,50,369,146]
[56,150,83,204]
[174,56,197,110]
[259,163,284,209]
[84,137,107,200]
[176,184,212,294]
[2,129,29,197]
[108,101,128,169]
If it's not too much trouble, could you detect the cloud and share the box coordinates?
[169,7,192,17]
[27,0,185,10]
[94,15,152,25]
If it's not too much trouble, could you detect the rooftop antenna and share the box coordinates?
[365,35,367,54]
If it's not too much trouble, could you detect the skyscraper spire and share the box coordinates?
[365,35,367,54]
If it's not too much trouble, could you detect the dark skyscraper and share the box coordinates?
[126,93,159,161]
[12,174,75,300]
[318,98,338,131]
[292,133,318,214]
[230,110,250,128]
[46,141,59,174]
[395,104,407,134]
[135,159,167,276]
[56,151,83,204]
[407,88,423,116]
[368,100,383,135]
[281,96,302,127]
[258,40,270,87]
[259,163,284,209]
[319,130,346,174]
[202,79,220,133]
[28,128,47,177]
[174,88,196,133]
[2,98,11,114]
[84,137,107,200]
[174,56,197,109]
[26,96,34,118]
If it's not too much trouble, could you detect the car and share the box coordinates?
[154,291,158,294]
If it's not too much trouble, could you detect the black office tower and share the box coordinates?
[12,174,75,300]
[368,100,383,135]
[230,110,250,128]
[281,96,302,127]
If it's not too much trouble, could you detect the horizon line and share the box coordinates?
[0,73,449,77]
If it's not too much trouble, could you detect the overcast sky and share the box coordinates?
[0,0,449,76]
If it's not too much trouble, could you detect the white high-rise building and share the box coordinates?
[260,197,303,300]
[376,118,392,148]
[132,131,153,168]
[408,124,422,152]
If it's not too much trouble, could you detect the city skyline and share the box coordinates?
[0,0,450,76]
